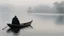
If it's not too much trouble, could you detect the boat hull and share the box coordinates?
[7,24,31,29]
[7,20,33,29]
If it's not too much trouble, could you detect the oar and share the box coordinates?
[2,26,8,30]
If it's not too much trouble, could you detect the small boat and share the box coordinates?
[2,16,33,30]
[7,20,33,29]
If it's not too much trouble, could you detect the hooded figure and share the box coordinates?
[12,16,20,25]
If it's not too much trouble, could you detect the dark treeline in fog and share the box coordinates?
[28,1,64,13]
[54,1,64,13]
[27,1,64,24]
[28,5,53,13]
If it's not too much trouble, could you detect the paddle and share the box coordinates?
[2,26,8,30]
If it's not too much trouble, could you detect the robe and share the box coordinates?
[12,16,20,25]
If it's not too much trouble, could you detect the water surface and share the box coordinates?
[0,12,64,36]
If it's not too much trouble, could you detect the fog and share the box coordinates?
[0,0,64,36]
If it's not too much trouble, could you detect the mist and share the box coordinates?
[0,0,64,36]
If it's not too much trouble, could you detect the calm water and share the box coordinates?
[0,12,64,36]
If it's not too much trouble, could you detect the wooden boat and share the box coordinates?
[7,20,33,29]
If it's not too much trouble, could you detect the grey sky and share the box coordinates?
[0,0,64,7]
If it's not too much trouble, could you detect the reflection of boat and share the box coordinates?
[7,20,33,29]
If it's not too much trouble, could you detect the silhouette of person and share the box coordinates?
[12,16,20,25]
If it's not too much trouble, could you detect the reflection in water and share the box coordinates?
[7,28,20,36]
[6,26,33,36]
[31,13,64,25]
[7,28,20,33]
[56,16,64,24]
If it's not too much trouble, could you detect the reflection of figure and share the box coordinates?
[7,28,20,36]
[6,26,33,36]
[7,28,20,33]
[12,16,20,25]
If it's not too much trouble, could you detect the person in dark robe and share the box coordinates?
[12,16,20,25]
